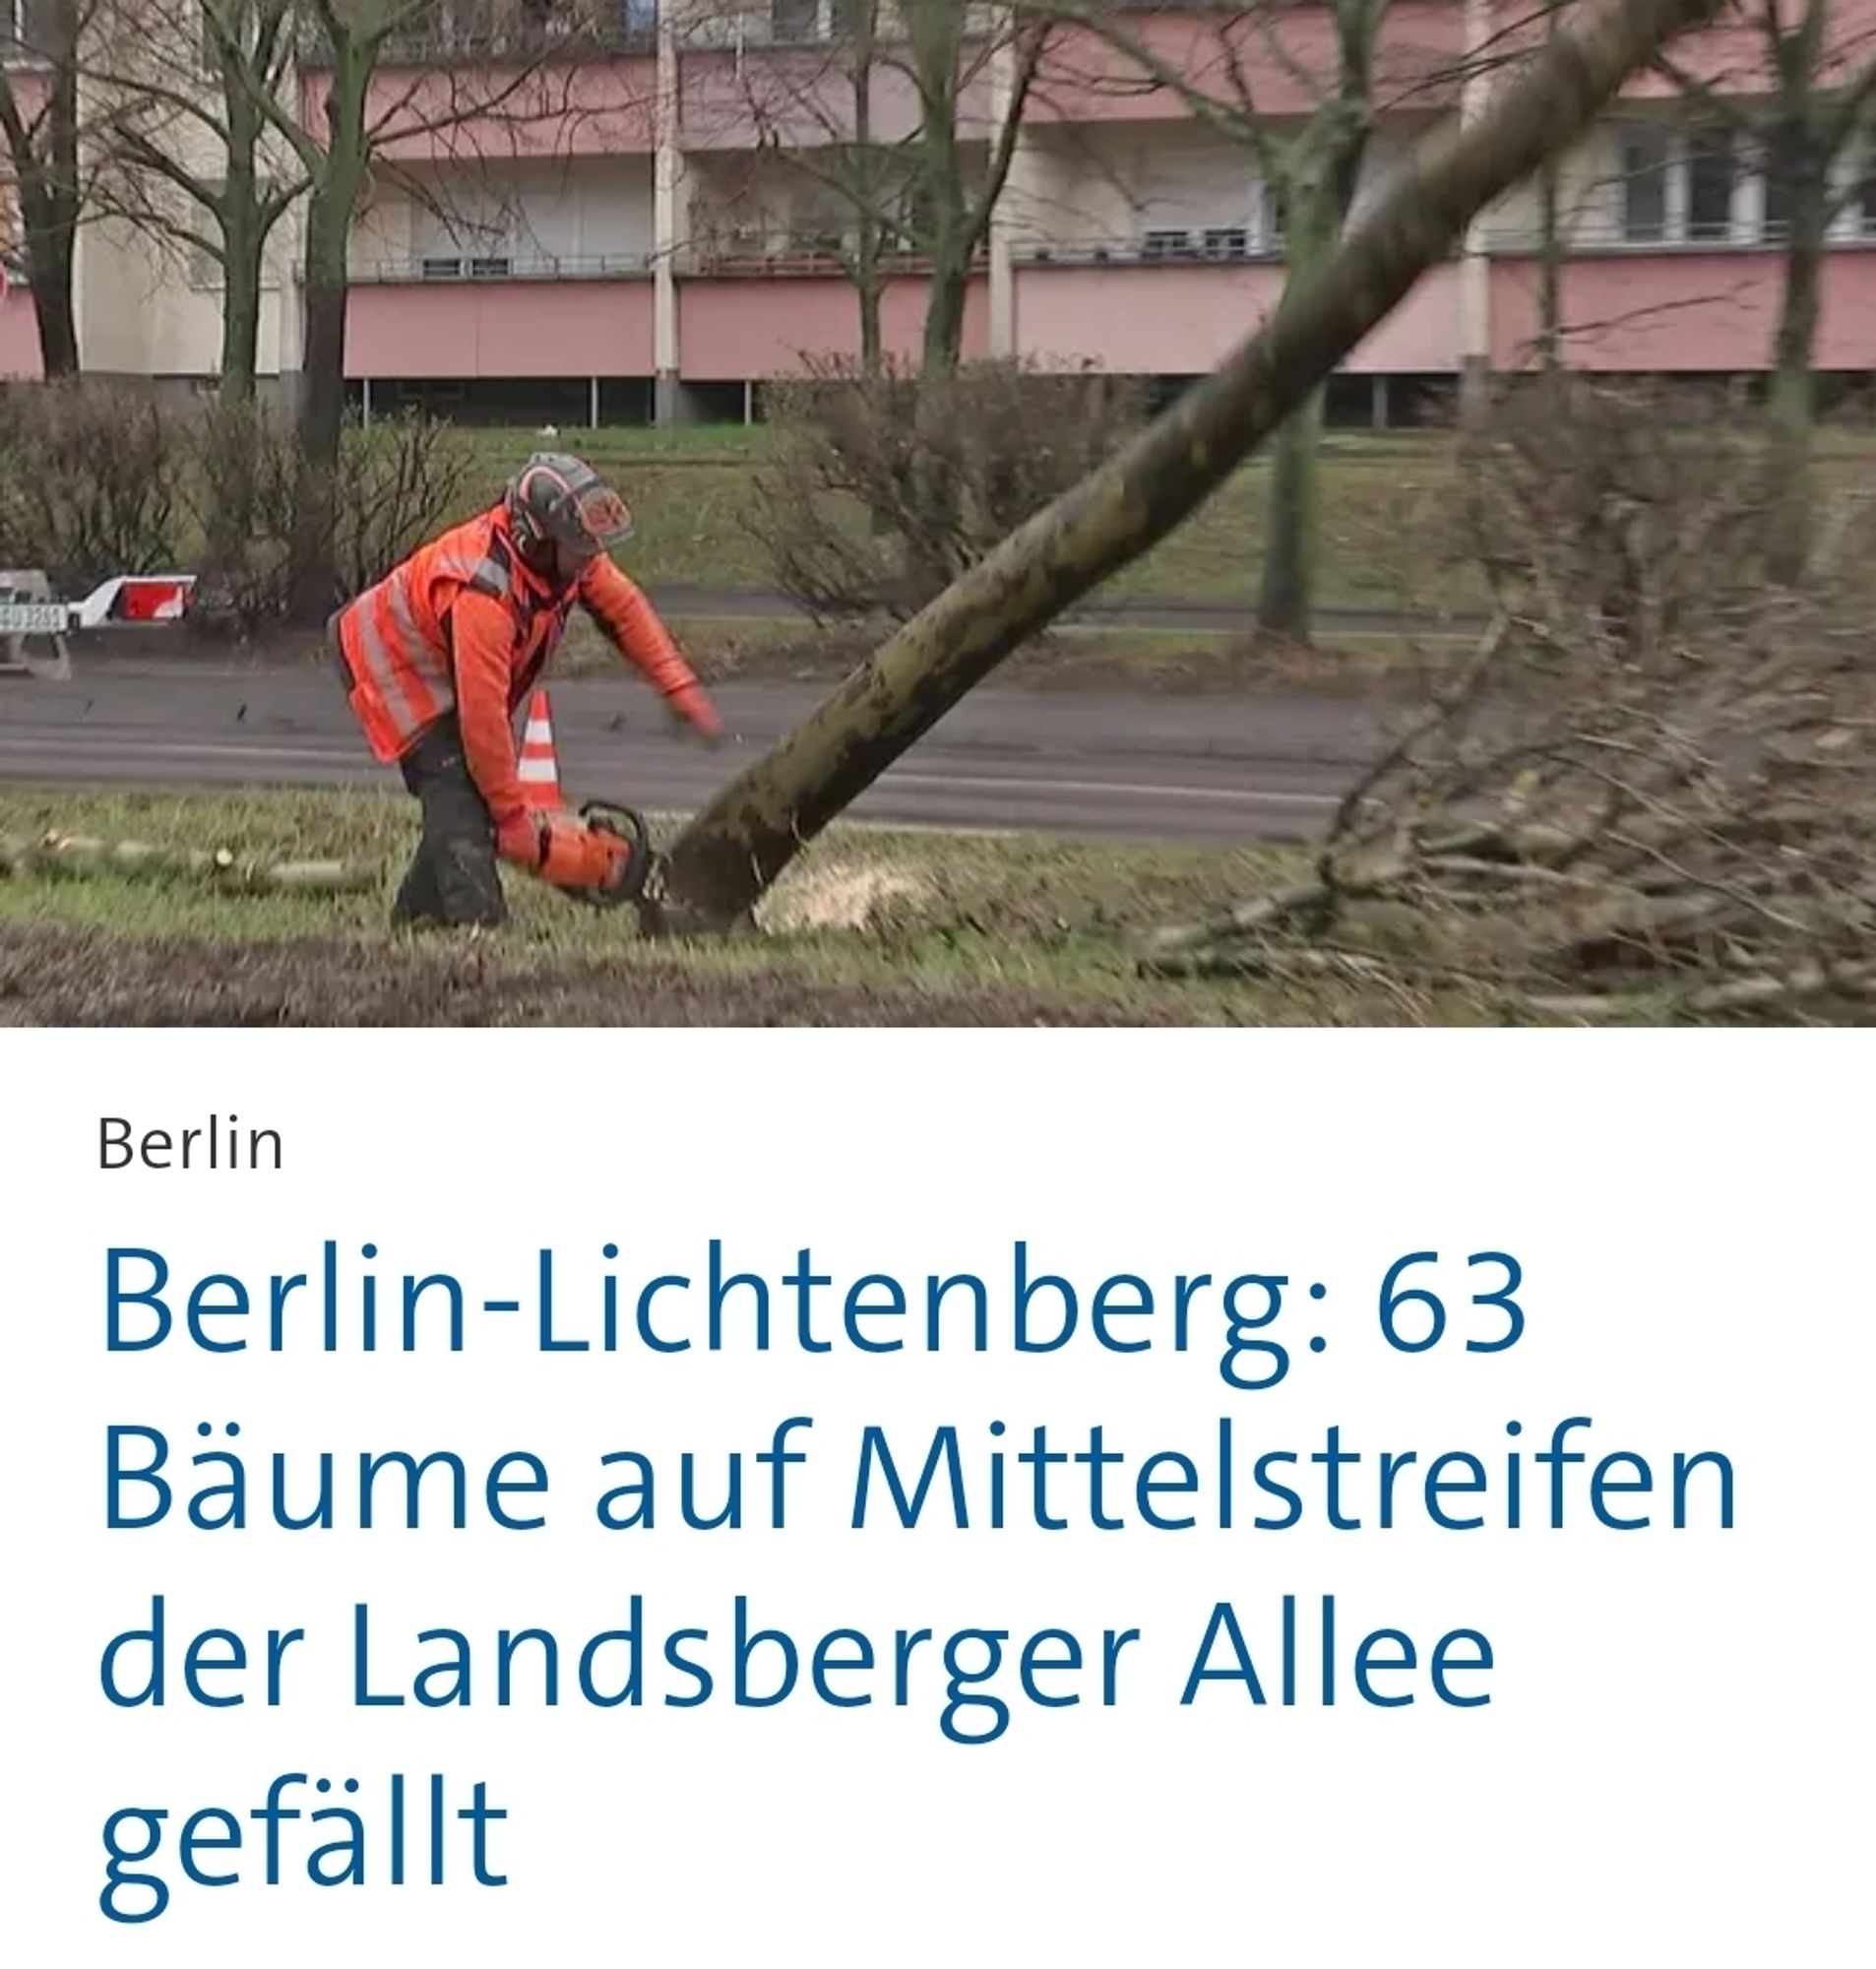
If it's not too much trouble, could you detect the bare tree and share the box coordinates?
[1657,0,1876,581]
[718,0,1044,372]
[90,0,304,403]
[0,0,91,373]
[1033,0,1406,642]
[247,0,602,613]
[645,0,1730,935]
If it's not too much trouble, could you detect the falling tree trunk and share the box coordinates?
[1766,150,1828,588]
[646,0,1729,935]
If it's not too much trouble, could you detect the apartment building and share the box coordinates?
[4,2,1875,420]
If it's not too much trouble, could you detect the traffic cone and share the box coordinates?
[518,689,562,810]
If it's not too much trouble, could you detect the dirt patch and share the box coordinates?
[0,922,1178,1026]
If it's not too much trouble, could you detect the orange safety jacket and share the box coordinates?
[337,503,706,820]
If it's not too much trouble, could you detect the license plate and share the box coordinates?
[0,603,67,634]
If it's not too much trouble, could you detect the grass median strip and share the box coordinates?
[0,784,1407,1024]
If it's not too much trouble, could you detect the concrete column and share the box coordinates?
[654,9,681,418]
[1458,0,1493,416]
[987,15,1018,359]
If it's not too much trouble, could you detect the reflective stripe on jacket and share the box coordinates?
[336,507,569,764]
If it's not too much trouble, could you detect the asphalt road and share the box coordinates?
[0,663,1389,844]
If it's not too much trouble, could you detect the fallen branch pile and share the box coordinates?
[1144,381,1876,1023]
[1144,611,1876,1020]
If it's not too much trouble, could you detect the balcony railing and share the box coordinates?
[302,5,658,67]
[352,251,655,283]
[375,18,657,65]
[1480,213,1876,255]
[1011,232,1285,268]
[683,230,991,276]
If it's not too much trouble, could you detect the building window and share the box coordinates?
[1142,229,1192,261]
[1203,226,1249,261]
[771,0,818,40]
[1762,153,1791,242]
[1686,126,1734,240]
[1621,125,1669,242]
[7,0,64,54]
[620,0,657,32]
[1259,179,1286,253]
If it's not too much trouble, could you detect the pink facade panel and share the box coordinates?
[1011,263,1464,375]
[0,290,40,381]
[680,49,966,150]
[302,57,657,161]
[345,280,656,377]
[1031,3,1467,125]
[677,274,988,378]
[1488,251,1876,372]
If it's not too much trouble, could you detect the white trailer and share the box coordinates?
[0,571,197,680]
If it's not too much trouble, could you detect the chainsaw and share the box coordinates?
[578,798,657,910]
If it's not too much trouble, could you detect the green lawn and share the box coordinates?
[460,424,1474,607]
[468,421,1876,615]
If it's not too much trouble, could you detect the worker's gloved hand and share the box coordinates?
[536,811,634,894]
[494,807,548,870]
[667,683,724,745]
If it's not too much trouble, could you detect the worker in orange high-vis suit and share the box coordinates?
[333,451,722,927]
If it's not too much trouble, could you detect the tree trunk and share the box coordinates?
[907,0,968,375]
[851,12,884,375]
[1766,147,1827,587]
[289,53,371,622]
[1257,385,1325,638]
[646,0,1728,934]
[219,210,264,405]
[1537,155,1563,373]
[0,57,82,377]
[1256,177,1339,641]
[857,257,885,374]
[19,182,79,377]
[920,243,969,373]
[219,82,266,405]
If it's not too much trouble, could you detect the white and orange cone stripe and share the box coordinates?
[518,688,563,810]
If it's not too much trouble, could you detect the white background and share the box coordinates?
[0,1031,1868,1967]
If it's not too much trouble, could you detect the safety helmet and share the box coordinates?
[505,452,635,568]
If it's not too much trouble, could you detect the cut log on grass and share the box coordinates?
[645,0,1726,936]
[0,832,375,895]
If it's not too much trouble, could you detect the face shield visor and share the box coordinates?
[569,481,635,553]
